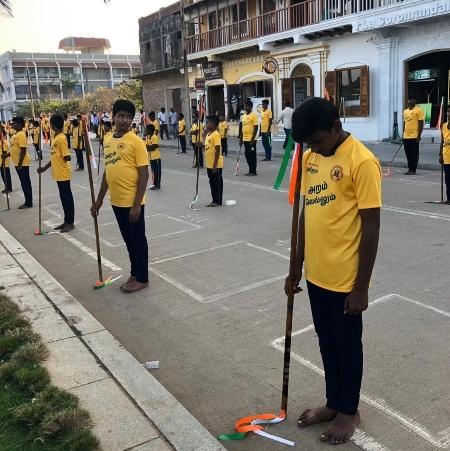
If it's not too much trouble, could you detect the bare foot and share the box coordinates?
[122,280,148,293]
[120,276,136,291]
[298,406,337,427]
[320,411,360,445]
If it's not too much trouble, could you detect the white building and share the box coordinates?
[183,0,450,140]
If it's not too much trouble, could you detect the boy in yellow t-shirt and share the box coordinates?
[92,100,149,294]
[32,120,41,160]
[402,96,424,175]
[260,99,272,161]
[0,126,13,193]
[239,99,259,175]
[11,116,33,209]
[144,123,161,190]
[148,111,160,137]
[286,98,381,445]
[178,113,186,153]
[218,113,228,156]
[205,115,223,207]
[37,114,75,233]
[190,112,204,168]
[131,123,138,134]
[439,104,450,204]
[63,114,72,148]
[71,116,85,171]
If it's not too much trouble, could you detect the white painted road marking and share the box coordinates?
[383,205,450,222]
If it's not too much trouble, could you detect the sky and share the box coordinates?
[0,0,175,55]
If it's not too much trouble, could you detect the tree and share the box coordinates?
[114,80,143,111]
[15,99,82,117]
[81,87,116,113]
[61,77,77,99]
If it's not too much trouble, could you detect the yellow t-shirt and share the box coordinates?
[205,130,223,169]
[103,131,113,146]
[104,131,149,207]
[403,107,425,139]
[150,120,160,135]
[72,126,84,149]
[145,134,161,160]
[33,126,40,145]
[191,123,204,144]
[132,128,138,134]
[42,119,50,132]
[242,112,258,142]
[301,135,382,293]
[442,122,450,165]
[50,133,72,182]
[260,109,272,133]
[1,139,11,167]
[63,119,71,135]
[218,121,227,139]
[178,119,186,136]
[11,130,30,167]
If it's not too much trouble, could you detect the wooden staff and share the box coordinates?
[281,142,303,412]
[82,118,104,283]
[37,125,43,234]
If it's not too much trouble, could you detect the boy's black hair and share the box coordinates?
[112,99,135,117]
[12,116,25,127]
[245,99,253,108]
[32,120,40,127]
[146,124,155,135]
[77,114,82,119]
[291,97,340,143]
[149,111,155,118]
[103,121,112,129]
[178,113,184,119]
[131,122,136,128]
[285,101,291,107]
[63,114,68,120]
[72,118,79,127]
[408,95,417,101]
[50,114,64,130]
[206,115,219,127]
[262,99,269,105]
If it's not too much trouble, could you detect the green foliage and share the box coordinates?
[15,99,82,118]
[114,79,144,111]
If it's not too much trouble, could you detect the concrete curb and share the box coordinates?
[0,225,225,451]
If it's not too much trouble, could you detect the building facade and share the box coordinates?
[139,3,190,122]
[0,38,140,121]
[183,0,450,140]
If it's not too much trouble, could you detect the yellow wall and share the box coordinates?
[222,57,266,85]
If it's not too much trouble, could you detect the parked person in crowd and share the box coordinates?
[277,101,294,149]
[148,111,160,137]
[63,114,72,148]
[169,107,178,139]
[439,104,450,204]
[0,125,12,193]
[260,99,273,161]
[37,114,75,233]
[286,97,381,446]
[205,115,223,207]
[218,113,228,157]
[190,112,204,168]
[178,113,186,153]
[239,99,258,176]
[71,116,84,171]
[158,107,170,139]
[32,120,41,160]
[131,123,138,134]
[403,96,424,175]
[145,123,161,191]
[91,99,149,294]
[11,116,33,208]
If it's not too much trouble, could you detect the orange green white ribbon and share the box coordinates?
[218,410,295,446]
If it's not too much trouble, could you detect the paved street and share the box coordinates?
[1,141,449,451]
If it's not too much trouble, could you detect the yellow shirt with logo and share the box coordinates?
[63,119,72,135]
[178,119,186,136]
[103,131,113,146]
[1,139,11,167]
[301,135,382,293]
[33,126,40,145]
[205,130,223,169]
[191,123,204,144]
[150,119,160,135]
[103,131,149,207]
[403,106,424,139]
[51,133,72,182]
[260,108,272,133]
[242,112,258,142]
[218,121,228,139]
[442,122,450,164]
[145,134,161,160]
[11,130,30,167]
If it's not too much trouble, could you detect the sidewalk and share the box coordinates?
[0,225,224,451]
[159,137,442,171]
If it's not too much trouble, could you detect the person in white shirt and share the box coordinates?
[169,107,178,139]
[157,108,170,139]
[277,101,294,149]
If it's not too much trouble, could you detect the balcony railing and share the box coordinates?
[185,0,405,54]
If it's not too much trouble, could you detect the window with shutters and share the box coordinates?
[326,66,370,117]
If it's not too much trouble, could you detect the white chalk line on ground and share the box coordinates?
[383,205,450,222]
[271,293,450,449]
[42,220,121,271]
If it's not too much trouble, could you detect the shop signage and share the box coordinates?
[194,78,205,90]
[262,57,278,75]
[202,62,222,80]
[408,69,439,81]
[354,0,450,32]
